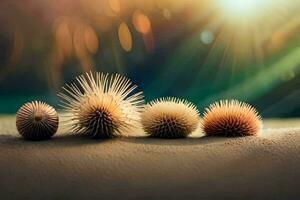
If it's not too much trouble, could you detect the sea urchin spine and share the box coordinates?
[202,100,262,137]
[16,101,59,140]
[58,71,144,139]
[141,97,200,138]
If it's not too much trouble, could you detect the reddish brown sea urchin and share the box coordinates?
[16,101,59,140]
[58,72,144,139]
[202,100,262,137]
[141,97,200,138]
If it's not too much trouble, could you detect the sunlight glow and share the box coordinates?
[216,0,270,20]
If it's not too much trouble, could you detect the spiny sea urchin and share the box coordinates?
[202,100,262,137]
[58,71,144,139]
[16,101,59,140]
[141,97,200,138]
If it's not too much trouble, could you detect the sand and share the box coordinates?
[0,115,300,199]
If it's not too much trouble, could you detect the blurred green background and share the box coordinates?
[0,0,299,117]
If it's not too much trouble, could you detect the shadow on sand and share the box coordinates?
[0,132,252,148]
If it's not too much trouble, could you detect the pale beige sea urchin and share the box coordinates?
[16,101,59,140]
[58,72,144,139]
[202,100,262,137]
[141,97,200,138]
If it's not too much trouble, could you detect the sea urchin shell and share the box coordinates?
[16,101,59,140]
[58,71,144,139]
[141,97,200,138]
[202,100,262,137]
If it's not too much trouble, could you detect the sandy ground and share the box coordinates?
[0,115,300,200]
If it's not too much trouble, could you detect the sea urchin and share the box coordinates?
[202,100,262,137]
[58,72,144,139]
[141,97,200,138]
[16,101,59,140]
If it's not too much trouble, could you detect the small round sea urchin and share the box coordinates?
[141,97,200,138]
[58,72,144,139]
[202,100,262,137]
[16,101,59,140]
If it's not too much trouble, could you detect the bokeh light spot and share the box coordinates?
[132,10,151,34]
[108,0,121,13]
[118,22,132,52]
[200,30,214,44]
[163,9,172,20]
[55,20,72,57]
[84,26,99,54]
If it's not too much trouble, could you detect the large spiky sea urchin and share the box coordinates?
[141,97,200,138]
[16,101,59,140]
[202,100,262,137]
[58,72,144,139]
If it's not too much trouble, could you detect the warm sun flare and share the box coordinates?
[216,0,270,21]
